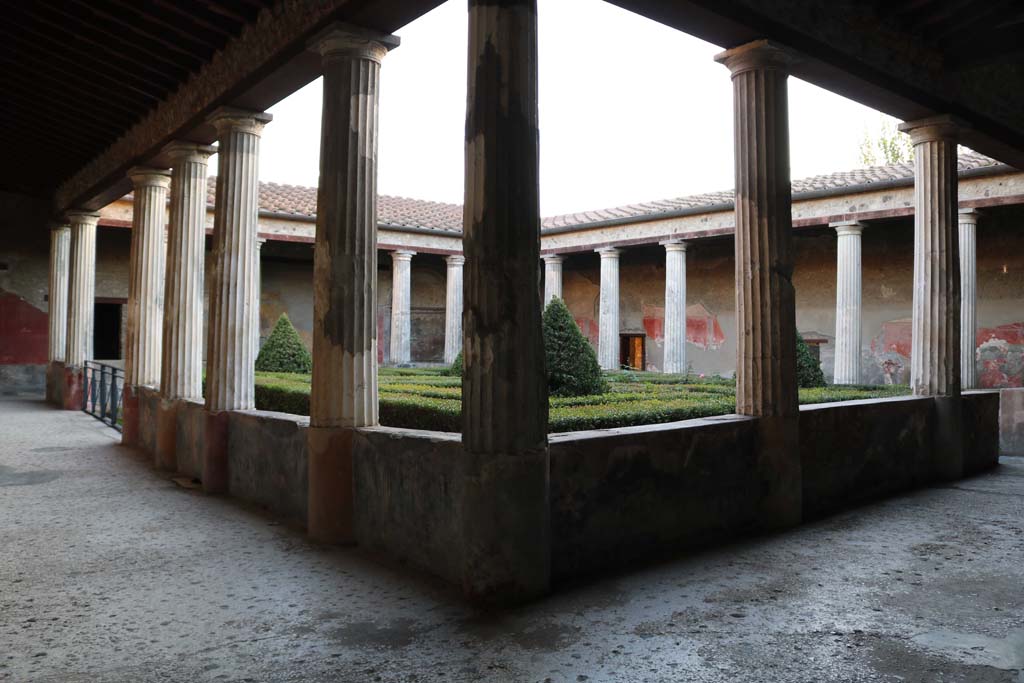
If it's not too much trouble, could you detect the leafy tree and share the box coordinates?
[796,331,826,388]
[859,115,914,166]
[255,313,312,374]
[543,297,607,397]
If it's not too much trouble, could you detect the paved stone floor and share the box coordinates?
[2,398,1023,682]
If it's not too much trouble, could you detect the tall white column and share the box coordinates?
[444,254,464,364]
[662,241,687,374]
[254,237,266,362]
[596,247,621,370]
[542,254,563,305]
[65,211,99,367]
[124,168,171,389]
[202,108,270,494]
[832,220,864,385]
[48,224,71,363]
[899,116,961,397]
[161,142,215,401]
[959,209,978,389]
[307,26,397,543]
[204,108,271,414]
[389,250,414,365]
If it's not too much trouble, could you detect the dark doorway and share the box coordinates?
[94,302,122,360]
[619,334,646,371]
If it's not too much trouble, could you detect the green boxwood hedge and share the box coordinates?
[253,369,910,433]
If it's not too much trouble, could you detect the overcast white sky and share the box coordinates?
[246,0,888,217]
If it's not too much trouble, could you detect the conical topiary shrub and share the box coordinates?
[796,331,826,388]
[255,313,312,374]
[543,297,607,397]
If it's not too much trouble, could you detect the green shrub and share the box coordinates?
[543,297,607,397]
[446,351,463,377]
[796,331,826,388]
[256,314,312,374]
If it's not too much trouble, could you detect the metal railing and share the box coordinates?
[82,361,124,432]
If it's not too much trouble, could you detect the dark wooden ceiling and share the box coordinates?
[0,0,276,198]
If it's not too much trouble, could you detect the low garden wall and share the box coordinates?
[963,390,1001,473]
[227,410,309,524]
[1000,388,1024,456]
[175,399,205,480]
[352,427,465,585]
[548,415,759,581]
[137,386,159,457]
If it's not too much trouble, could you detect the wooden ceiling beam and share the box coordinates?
[70,0,215,61]
[150,0,236,38]
[102,0,224,49]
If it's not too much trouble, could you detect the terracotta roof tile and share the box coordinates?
[128,151,1004,234]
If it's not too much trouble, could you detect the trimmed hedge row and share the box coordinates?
[254,370,911,433]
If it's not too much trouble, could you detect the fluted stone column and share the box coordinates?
[444,255,464,364]
[959,209,979,390]
[63,211,99,410]
[156,142,215,471]
[662,241,687,374]
[122,168,170,447]
[542,254,563,305]
[462,0,549,602]
[596,247,621,370]
[307,26,397,543]
[389,250,414,365]
[45,224,71,405]
[717,40,800,528]
[899,115,962,479]
[202,108,271,493]
[832,221,864,385]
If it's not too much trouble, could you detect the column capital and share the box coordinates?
[128,167,171,189]
[541,253,564,264]
[958,207,980,224]
[256,237,267,249]
[446,254,465,266]
[208,107,273,137]
[309,23,400,62]
[65,210,100,227]
[661,239,688,252]
[898,115,966,145]
[391,250,416,262]
[595,247,621,258]
[162,141,217,164]
[830,220,865,237]
[715,39,796,77]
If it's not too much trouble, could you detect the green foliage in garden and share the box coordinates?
[543,297,607,397]
[446,350,463,377]
[254,367,909,433]
[796,331,827,388]
[255,314,312,374]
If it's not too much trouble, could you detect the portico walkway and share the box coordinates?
[1,398,1022,683]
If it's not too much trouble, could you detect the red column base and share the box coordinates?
[121,386,139,447]
[155,399,179,471]
[307,426,356,544]
[62,366,84,411]
[202,410,230,494]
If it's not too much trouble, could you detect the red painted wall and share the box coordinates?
[0,289,48,364]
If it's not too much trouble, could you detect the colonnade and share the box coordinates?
[43,1,981,600]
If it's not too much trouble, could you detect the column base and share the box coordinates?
[754,414,802,531]
[121,386,140,447]
[155,398,181,471]
[460,449,551,605]
[62,366,84,411]
[308,426,356,544]
[45,361,65,406]
[202,410,231,494]
[933,395,964,481]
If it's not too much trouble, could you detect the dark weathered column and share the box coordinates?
[462,0,550,602]
[63,210,99,410]
[899,115,963,479]
[46,223,70,405]
[202,108,271,493]
[307,25,397,543]
[122,167,171,448]
[716,40,800,528]
[156,142,215,472]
